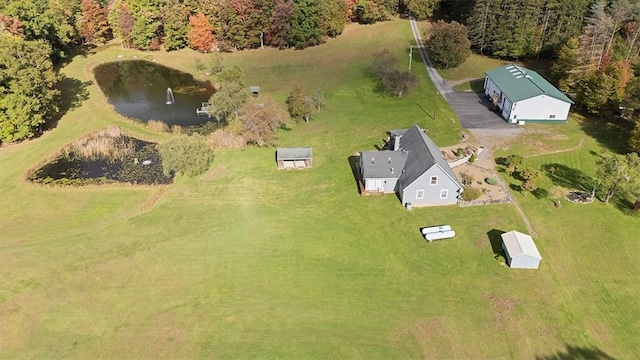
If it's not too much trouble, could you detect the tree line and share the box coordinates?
[0,0,440,57]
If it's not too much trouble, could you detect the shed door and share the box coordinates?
[366,179,384,192]
[502,98,512,120]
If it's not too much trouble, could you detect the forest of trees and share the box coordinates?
[0,0,429,58]
[3,0,640,151]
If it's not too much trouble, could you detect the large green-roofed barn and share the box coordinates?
[484,64,574,124]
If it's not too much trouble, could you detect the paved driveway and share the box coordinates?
[445,91,517,129]
[408,18,520,131]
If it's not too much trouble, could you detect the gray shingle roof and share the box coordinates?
[361,151,408,178]
[276,147,312,160]
[397,125,460,189]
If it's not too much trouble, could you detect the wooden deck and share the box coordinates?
[357,179,384,196]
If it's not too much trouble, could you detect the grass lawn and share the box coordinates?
[1,19,639,359]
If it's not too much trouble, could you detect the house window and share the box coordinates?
[549,115,556,119]
[440,189,449,199]
[416,190,425,199]
[430,176,438,185]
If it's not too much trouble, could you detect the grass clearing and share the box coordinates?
[1,19,638,359]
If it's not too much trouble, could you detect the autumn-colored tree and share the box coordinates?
[188,12,215,52]
[320,0,347,38]
[108,0,135,48]
[269,0,294,49]
[79,0,111,44]
[0,14,24,38]
[240,98,287,146]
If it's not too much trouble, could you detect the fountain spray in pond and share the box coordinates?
[166,87,175,105]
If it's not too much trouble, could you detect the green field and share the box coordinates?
[1,19,639,359]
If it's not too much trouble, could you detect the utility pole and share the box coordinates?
[434,92,439,120]
[409,46,413,71]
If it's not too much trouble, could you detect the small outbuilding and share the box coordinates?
[501,230,542,269]
[276,147,312,169]
[250,86,260,97]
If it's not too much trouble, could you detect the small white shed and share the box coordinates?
[501,230,542,269]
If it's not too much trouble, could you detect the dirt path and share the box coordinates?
[524,138,587,159]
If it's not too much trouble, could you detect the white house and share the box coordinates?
[484,64,574,124]
[501,230,542,269]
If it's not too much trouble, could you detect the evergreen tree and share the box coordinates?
[466,0,499,55]
[288,0,323,49]
[550,37,580,92]
[161,0,189,51]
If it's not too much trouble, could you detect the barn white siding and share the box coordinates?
[511,95,571,123]
[484,77,501,100]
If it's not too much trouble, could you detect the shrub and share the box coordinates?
[207,129,246,149]
[147,120,170,133]
[158,134,214,176]
[460,171,474,186]
[461,186,482,201]
[455,148,462,157]
[469,153,476,163]
[485,177,499,185]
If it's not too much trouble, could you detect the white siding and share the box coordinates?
[364,178,398,193]
[484,77,501,100]
[511,95,571,122]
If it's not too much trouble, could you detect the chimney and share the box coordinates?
[394,135,402,151]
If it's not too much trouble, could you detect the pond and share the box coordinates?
[29,127,173,186]
[94,60,215,126]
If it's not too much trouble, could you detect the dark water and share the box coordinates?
[94,60,215,126]
[29,139,173,185]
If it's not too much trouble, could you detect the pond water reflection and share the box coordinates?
[94,60,215,126]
